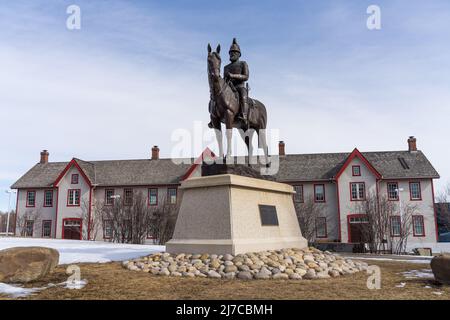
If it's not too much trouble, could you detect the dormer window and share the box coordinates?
[71,174,79,184]
[352,165,361,176]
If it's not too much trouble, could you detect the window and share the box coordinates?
[352,165,361,176]
[71,174,79,184]
[390,216,401,236]
[67,189,80,206]
[412,215,425,237]
[314,184,325,202]
[168,188,177,204]
[124,188,133,206]
[44,190,53,207]
[105,189,115,205]
[350,182,365,201]
[42,220,52,238]
[409,182,422,200]
[103,220,113,239]
[387,182,399,200]
[148,188,158,206]
[25,220,34,237]
[26,191,36,207]
[315,217,327,238]
[293,185,304,203]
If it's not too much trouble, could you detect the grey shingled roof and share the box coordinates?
[11,150,439,189]
[275,150,439,182]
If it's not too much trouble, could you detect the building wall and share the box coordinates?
[337,157,378,243]
[378,178,437,244]
[16,188,57,237]
[289,182,339,241]
[55,165,91,239]
[91,185,180,241]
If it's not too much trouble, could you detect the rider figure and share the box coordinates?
[224,38,249,124]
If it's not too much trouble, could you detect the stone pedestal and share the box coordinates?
[165,174,307,255]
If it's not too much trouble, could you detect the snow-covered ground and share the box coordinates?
[0,237,165,264]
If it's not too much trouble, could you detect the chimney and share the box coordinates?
[408,136,417,152]
[40,150,49,164]
[151,146,160,160]
[278,141,285,156]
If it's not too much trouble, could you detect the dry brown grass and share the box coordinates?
[1,260,448,300]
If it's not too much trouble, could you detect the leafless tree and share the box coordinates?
[15,208,42,237]
[353,191,418,254]
[81,198,103,240]
[294,196,328,243]
[148,194,181,245]
[0,210,16,234]
[100,190,180,244]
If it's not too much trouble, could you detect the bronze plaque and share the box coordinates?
[259,205,279,226]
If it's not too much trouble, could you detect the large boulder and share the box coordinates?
[430,254,450,285]
[0,247,59,283]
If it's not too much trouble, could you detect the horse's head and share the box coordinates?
[207,43,221,79]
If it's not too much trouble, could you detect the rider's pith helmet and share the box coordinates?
[229,38,241,56]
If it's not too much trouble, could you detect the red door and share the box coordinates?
[63,219,82,240]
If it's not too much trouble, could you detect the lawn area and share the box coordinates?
[1,260,448,300]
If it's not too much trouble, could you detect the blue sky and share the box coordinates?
[1,0,450,210]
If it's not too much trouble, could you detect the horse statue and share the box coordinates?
[207,43,269,166]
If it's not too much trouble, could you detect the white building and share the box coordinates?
[11,136,439,251]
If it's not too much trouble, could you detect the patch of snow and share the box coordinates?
[0,283,43,298]
[64,279,88,290]
[400,269,434,279]
[0,237,164,264]
[424,285,432,289]
[395,282,406,288]
[432,291,443,295]
[343,257,431,264]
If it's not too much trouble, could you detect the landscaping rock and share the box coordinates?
[431,254,450,285]
[125,247,364,282]
[0,246,59,283]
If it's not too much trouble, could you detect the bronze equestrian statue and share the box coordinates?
[207,39,269,165]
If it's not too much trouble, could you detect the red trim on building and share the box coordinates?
[26,190,36,207]
[181,147,216,181]
[41,220,52,238]
[103,219,112,239]
[148,188,158,206]
[104,189,115,206]
[335,148,382,180]
[87,187,93,240]
[54,187,59,238]
[313,184,326,203]
[62,218,82,240]
[43,189,54,207]
[14,190,19,236]
[71,173,79,184]
[347,214,367,243]
[315,217,327,238]
[53,159,92,187]
[123,188,133,206]
[167,187,178,204]
[292,184,304,203]
[430,179,439,241]
[349,182,366,201]
[66,189,81,207]
[386,181,400,201]
[412,215,426,237]
[409,181,422,201]
[336,180,342,242]
[390,216,402,237]
[351,165,361,176]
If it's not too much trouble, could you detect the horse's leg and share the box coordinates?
[258,129,270,167]
[212,117,223,159]
[225,110,234,163]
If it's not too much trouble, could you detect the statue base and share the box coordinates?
[165,174,307,255]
